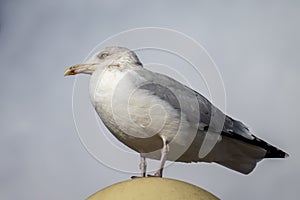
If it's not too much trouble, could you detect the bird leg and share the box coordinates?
[148,137,169,177]
[140,155,147,177]
[131,155,147,179]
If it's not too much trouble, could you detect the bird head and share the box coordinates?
[64,46,142,76]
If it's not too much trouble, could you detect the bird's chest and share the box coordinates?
[90,69,155,137]
[89,69,186,145]
[89,69,135,122]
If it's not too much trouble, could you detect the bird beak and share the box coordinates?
[64,67,76,76]
[64,64,97,76]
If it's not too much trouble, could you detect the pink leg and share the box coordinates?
[149,137,169,177]
[140,155,147,177]
[131,155,147,179]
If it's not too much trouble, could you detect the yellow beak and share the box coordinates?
[64,64,98,76]
[64,67,77,76]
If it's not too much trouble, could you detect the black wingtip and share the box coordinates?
[284,152,290,158]
[221,131,289,159]
[264,145,289,158]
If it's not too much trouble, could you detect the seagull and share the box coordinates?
[64,46,288,177]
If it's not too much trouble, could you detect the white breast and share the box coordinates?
[89,67,195,158]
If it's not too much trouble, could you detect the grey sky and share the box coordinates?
[0,0,299,199]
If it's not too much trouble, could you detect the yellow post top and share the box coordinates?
[87,178,220,200]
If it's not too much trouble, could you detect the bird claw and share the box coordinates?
[131,172,162,179]
[131,173,146,179]
[147,173,162,178]
[131,176,143,179]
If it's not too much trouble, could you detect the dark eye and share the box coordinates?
[98,52,109,59]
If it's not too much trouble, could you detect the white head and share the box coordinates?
[64,46,142,76]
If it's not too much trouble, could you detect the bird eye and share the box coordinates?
[98,52,109,59]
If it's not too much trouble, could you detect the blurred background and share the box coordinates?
[0,0,299,199]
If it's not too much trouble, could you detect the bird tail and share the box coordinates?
[210,135,289,174]
[212,136,267,174]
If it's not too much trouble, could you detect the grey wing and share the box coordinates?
[134,68,254,140]
[134,69,288,174]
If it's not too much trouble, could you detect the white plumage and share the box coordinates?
[65,46,288,177]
